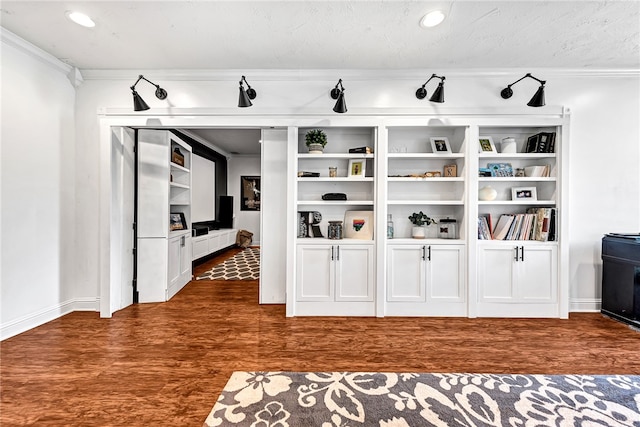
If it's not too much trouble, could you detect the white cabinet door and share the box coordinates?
[179,235,192,284]
[477,244,558,316]
[387,245,425,302]
[137,238,168,303]
[192,235,209,260]
[478,245,517,301]
[208,232,222,254]
[518,245,557,302]
[335,245,374,302]
[296,245,333,301]
[386,244,465,316]
[427,245,465,302]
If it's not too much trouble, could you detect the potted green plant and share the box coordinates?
[408,211,436,239]
[305,129,328,154]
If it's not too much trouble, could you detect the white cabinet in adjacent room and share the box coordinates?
[386,243,466,316]
[137,130,193,303]
[477,243,558,317]
[295,243,374,315]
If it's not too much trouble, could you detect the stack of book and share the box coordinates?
[348,146,373,154]
[524,132,556,153]
[478,208,557,241]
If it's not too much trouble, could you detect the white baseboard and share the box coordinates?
[570,298,601,312]
[1,298,98,341]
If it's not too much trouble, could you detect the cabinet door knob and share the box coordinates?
[427,245,432,261]
[520,246,525,262]
[336,245,340,261]
[331,246,335,261]
[514,246,519,261]
[422,246,426,261]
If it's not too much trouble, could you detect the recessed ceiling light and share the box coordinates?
[420,10,445,28]
[65,11,95,28]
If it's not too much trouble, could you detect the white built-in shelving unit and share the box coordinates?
[286,112,569,319]
[137,130,193,303]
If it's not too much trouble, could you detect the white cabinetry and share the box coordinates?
[383,125,468,316]
[292,127,377,316]
[473,122,567,318]
[285,113,569,318]
[137,130,192,303]
[192,228,238,261]
[477,243,558,317]
[296,243,374,315]
[386,243,465,316]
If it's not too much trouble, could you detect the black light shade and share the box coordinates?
[238,86,253,107]
[330,79,347,113]
[129,74,167,111]
[500,73,546,107]
[333,91,347,113]
[527,85,546,107]
[415,74,446,103]
[132,90,150,111]
[429,82,445,103]
[238,76,257,108]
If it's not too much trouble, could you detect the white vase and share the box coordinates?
[479,186,498,201]
[500,137,517,153]
[412,226,426,239]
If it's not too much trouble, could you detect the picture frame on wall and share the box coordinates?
[241,176,261,211]
[429,137,452,154]
[169,212,187,231]
[348,159,366,178]
[478,136,497,153]
[511,186,538,201]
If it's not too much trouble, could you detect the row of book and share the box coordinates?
[478,208,557,241]
[524,132,556,153]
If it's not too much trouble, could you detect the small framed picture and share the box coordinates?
[443,164,457,177]
[478,136,497,153]
[348,159,366,178]
[511,186,537,201]
[430,137,452,154]
[169,212,187,231]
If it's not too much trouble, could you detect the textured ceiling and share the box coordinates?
[1,1,639,70]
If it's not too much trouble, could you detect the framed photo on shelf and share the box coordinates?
[169,212,187,231]
[344,210,374,240]
[348,159,366,178]
[487,162,514,177]
[430,137,452,154]
[511,186,537,201]
[478,136,497,153]
[443,164,457,177]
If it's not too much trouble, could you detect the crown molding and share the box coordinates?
[1,27,84,88]
[82,68,640,81]
[1,27,72,75]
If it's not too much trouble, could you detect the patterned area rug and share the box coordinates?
[204,372,640,426]
[196,248,260,281]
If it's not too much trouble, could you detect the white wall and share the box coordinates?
[228,156,261,244]
[0,31,79,339]
[75,72,639,312]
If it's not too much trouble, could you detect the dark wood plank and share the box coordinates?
[2,263,639,425]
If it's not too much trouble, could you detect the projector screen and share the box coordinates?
[191,154,216,222]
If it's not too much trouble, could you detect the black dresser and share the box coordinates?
[601,233,640,328]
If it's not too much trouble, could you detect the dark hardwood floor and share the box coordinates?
[2,247,639,426]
